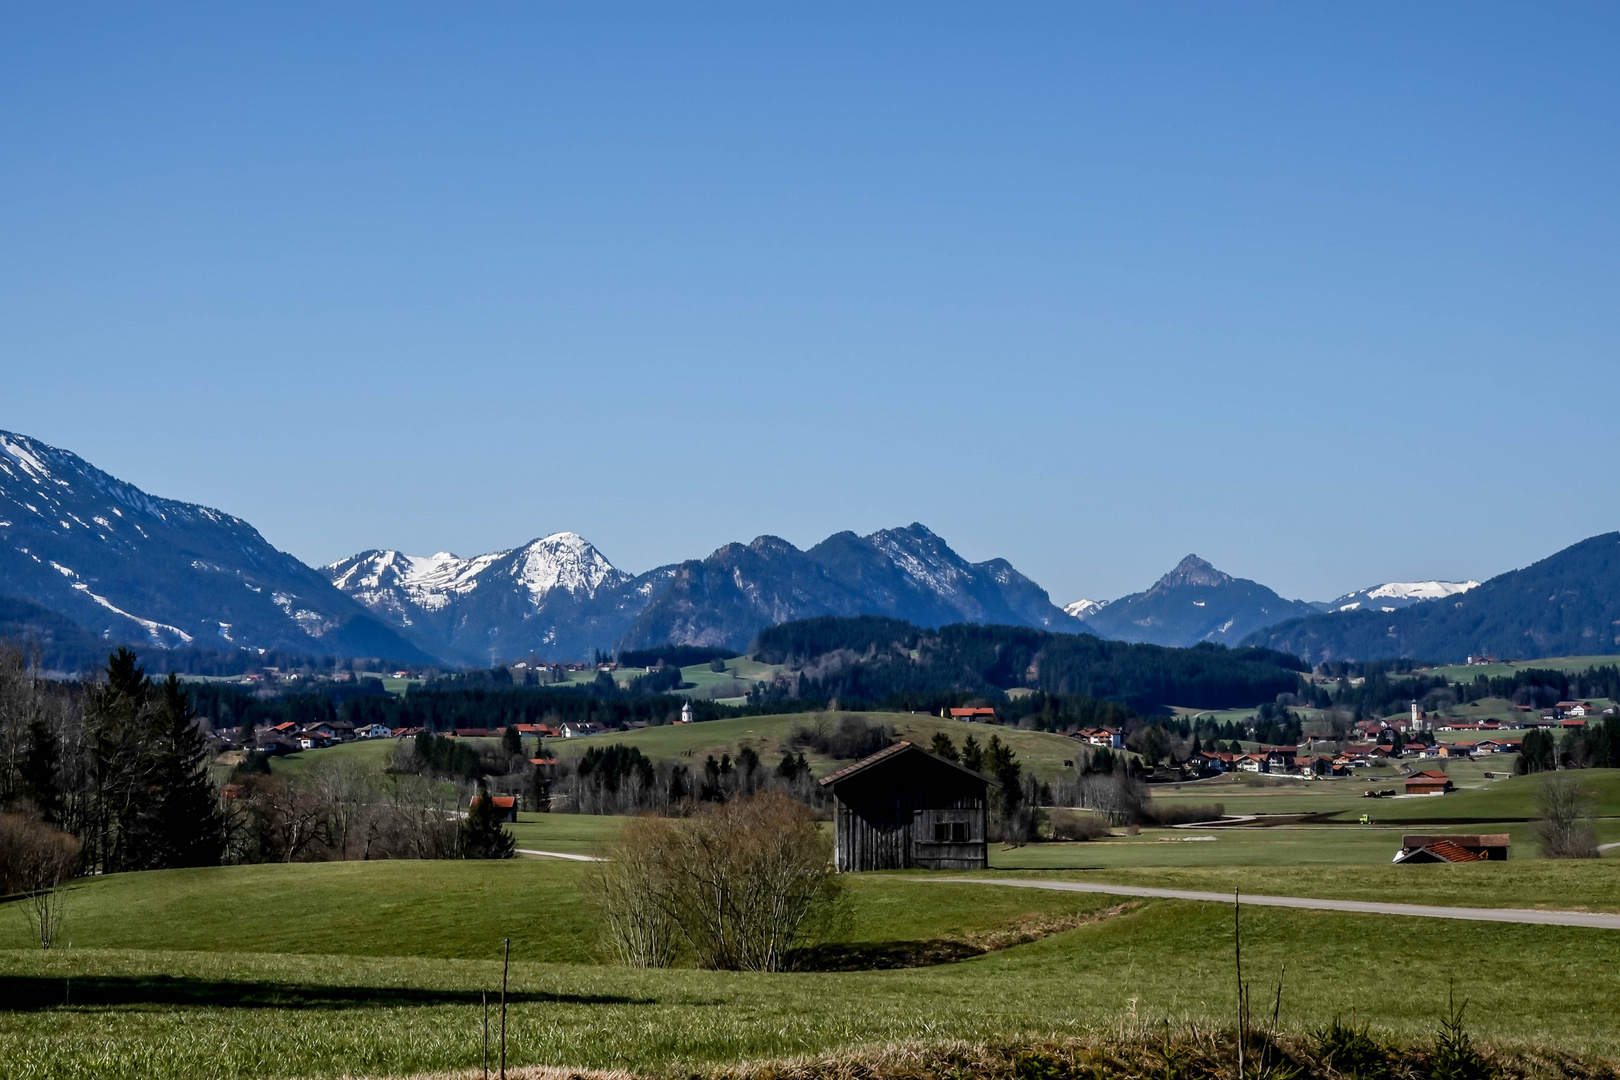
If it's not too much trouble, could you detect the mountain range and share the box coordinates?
[0,428,1612,670]
[1241,532,1620,665]
[1064,557,1482,650]
[327,523,1082,663]
[0,431,432,665]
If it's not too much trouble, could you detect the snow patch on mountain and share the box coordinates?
[512,533,626,599]
[1064,598,1105,619]
[1325,580,1481,613]
[1367,580,1480,601]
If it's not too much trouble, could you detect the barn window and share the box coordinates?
[933,820,968,843]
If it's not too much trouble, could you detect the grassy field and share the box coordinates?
[1424,655,1619,681]
[4,855,1620,1080]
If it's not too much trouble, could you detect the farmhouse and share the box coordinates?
[818,741,994,872]
[1070,726,1123,748]
[470,793,518,822]
[1404,770,1454,796]
[1393,833,1510,863]
[948,706,998,722]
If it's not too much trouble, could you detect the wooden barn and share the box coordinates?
[817,741,994,872]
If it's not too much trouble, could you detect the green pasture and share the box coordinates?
[5,856,1620,1079]
[1424,655,1620,681]
[507,812,625,855]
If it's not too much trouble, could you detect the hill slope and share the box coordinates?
[0,431,434,664]
[1242,532,1620,664]
[1075,555,1316,648]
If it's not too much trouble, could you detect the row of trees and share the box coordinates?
[0,647,518,915]
[1516,719,1620,774]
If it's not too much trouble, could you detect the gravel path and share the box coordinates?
[938,877,1620,929]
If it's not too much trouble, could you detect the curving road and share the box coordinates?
[938,877,1620,930]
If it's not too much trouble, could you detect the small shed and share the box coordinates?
[1394,833,1510,863]
[817,741,994,872]
[1404,770,1454,796]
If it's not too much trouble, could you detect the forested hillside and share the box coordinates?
[752,616,1306,711]
[1244,532,1620,664]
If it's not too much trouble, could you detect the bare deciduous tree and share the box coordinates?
[0,811,81,948]
[1536,773,1599,858]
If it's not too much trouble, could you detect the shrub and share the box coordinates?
[788,715,893,760]
[1312,1014,1390,1080]
[1046,808,1110,841]
[584,791,842,971]
[1146,803,1226,826]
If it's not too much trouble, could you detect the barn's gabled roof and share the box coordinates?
[817,740,999,789]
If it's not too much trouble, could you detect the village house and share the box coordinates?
[1475,738,1521,755]
[1438,742,1475,758]
[947,706,998,722]
[470,793,518,822]
[1070,726,1124,748]
[559,720,606,738]
[353,722,392,739]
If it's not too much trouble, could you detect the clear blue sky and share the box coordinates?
[3,4,1617,604]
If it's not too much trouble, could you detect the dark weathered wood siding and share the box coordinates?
[825,747,990,872]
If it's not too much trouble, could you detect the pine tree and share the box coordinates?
[88,648,157,873]
[149,673,224,868]
[462,793,515,859]
[21,717,64,824]
[930,732,960,761]
[502,724,522,757]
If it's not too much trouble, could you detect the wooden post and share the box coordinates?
[1234,889,1244,1080]
[500,937,510,1080]
[482,990,489,1080]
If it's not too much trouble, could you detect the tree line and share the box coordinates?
[746,619,1306,713]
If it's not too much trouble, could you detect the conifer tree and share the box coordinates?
[502,724,522,757]
[462,793,515,859]
[149,673,225,868]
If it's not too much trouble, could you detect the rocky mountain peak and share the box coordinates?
[1155,554,1233,590]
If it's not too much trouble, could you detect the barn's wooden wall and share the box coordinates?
[833,795,987,871]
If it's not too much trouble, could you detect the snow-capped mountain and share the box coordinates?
[1319,580,1481,613]
[326,534,675,664]
[1063,598,1105,619]
[1073,554,1317,648]
[331,522,1082,660]
[0,430,433,664]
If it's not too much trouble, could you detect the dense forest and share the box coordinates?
[751,617,1307,711]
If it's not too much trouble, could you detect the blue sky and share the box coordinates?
[3,3,1617,604]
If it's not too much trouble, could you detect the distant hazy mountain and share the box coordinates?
[617,523,1082,653]
[326,534,677,665]
[1317,579,1480,614]
[1072,555,1317,648]
[1063,598,1106,619]
[0,430,434,664]
[1243,532,1620,665]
